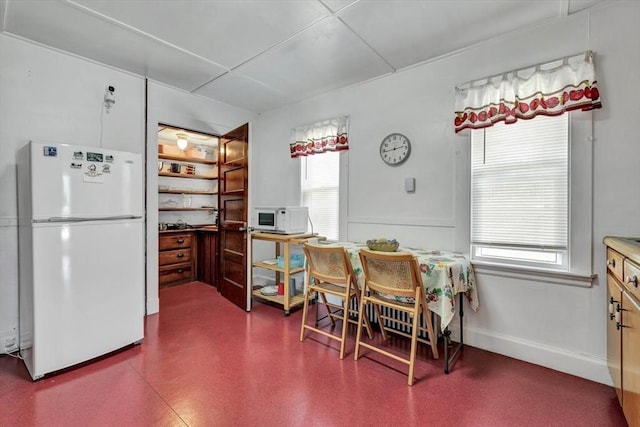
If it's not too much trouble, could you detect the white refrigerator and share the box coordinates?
[17,141,145,380]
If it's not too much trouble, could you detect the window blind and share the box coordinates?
[302,151,340,241]
[471,114,568,249]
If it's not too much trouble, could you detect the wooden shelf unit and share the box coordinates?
[250,232,323,316]
[159,171,216,180]
[159,207,217,211]
[158,153,216,165]
[159,189,217,195]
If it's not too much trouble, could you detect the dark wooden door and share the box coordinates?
[218,123,250,310]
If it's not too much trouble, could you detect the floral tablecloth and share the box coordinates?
[336,242,479,331]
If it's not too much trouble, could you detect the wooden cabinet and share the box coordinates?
[607,273,623,402]
[197,230,218,287]
[622,290,640,424]
[159,231,196,287]
[604,236,640,427]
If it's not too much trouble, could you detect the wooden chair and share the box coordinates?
[354,249,439,385]
[300,243,373,359]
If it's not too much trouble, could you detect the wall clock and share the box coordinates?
[379,133,411,166]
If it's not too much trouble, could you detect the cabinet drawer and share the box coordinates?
[607,248,625,282]
[159,265,192,284]
[159,234,192,251]
[159,248,192,266]
[624,258,640,301]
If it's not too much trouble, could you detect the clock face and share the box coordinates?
[380,133,411,166]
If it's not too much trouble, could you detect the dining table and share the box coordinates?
[332,241,480,373]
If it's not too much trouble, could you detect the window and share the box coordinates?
[471,114,569,270]
[301,151,340,241]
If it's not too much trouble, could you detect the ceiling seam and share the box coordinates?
[315,0,394,72]
[64,0,230,72]
[189,69,291,102]
[336,17,397,73]
[225,16,330,73]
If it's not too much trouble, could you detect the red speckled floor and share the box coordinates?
[0,282,628,426]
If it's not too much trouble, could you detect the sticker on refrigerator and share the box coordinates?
[87,152,103,162]
[43,146,57,157]
[72,151,84,160]
[102,164,111,173]
[70,163,82,169]
[83,164,104,183]
[105,155,114,163]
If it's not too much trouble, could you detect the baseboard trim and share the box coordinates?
[460,325,612,385]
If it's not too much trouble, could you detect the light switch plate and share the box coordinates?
[404,177,415,192]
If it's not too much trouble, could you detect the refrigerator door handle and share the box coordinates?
[34,215,143,223]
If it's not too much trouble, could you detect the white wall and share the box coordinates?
[145,82,257,314]
[0,34,257,352]
[254,2,640,384]
[0,34,145,353]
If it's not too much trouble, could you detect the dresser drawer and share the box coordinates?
[607,248,625,282]
[159,234,192,251]
[624,258,640,301]
[159,264,192,284]
[159,248,192,266]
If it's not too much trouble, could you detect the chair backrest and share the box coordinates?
[358,249,423,299]
[303,243,353,287]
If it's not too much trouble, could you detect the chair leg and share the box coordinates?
[299,286,312,342]
[339,296,350,360]
[352,284,374,340]
[420,296,439,360]
[407,307,421,386]
[353,292,368,361]
[319,293,336,327]
[372,304,388,341]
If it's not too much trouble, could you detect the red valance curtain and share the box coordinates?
[289,116,349,158]
[454,51,602,134]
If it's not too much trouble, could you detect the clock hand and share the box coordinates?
[382,147,400,153]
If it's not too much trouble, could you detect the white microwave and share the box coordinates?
[254,206,308,234]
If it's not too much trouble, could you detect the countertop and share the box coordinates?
[604,236,640,265]
[159,226,217,234]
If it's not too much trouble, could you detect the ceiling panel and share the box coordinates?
[72,0,330,69]
[339,0,560,70]
[195,72,293,113]
[321,0,358,13]
[4,0,227,89]
[236,16,394,101]
[568,0,608,13]
[1,0,606,114]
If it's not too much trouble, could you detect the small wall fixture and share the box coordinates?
[176,133,188,151]
[104,85,115,113]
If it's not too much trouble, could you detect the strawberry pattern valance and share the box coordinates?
[290,115,349,158]
[454,51,602,134]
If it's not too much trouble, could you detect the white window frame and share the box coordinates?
[469,111,594,284]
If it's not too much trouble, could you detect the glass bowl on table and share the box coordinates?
[366,238,399,252]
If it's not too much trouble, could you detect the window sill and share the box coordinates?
[471,260,596,288]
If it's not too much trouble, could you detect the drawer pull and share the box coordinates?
[177,269,184,273]
[177,252,184,258]
[626,275,638,287]
[607,259,616,267]
[609,297,617,319]
[177,239,184,244]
